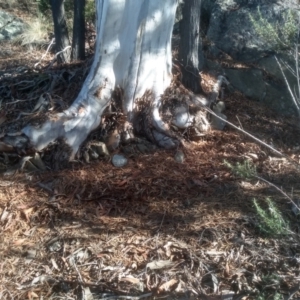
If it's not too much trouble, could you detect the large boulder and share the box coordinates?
[0,10,24,40]
[201,0,300,115]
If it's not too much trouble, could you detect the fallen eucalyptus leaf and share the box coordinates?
[146,260,174,271]
[158,279,178,292]
[81,286,94,300]
[0,206,10,223]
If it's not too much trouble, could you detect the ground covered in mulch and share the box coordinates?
[1,36,300,300]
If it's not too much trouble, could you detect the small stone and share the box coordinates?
[152,130,178,149]
[291,198,300,216]
[174,150,185,163]
[172,106,194,129]
[90,142,110,157]
[31,153,47,170]
[211,112,227,131]
[112,154,128,167]
[0,11,24,41]
[211,102,227,131]
[24,160,39,172]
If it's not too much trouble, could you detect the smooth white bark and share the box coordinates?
[22,0,178,155]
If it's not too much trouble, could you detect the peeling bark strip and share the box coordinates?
[22,0,179,156]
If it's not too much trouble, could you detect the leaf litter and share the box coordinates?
[0,42,300,300]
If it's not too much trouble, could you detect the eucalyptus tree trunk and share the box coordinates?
[179,0,203,93]
[72,0,85,61]
[22,0,179,157]
[50,0,71,63]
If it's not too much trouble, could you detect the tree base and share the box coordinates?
[0,74,230,172]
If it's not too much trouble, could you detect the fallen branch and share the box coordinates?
[54,45,71,60]
[99,293,152,300]
[48,45,72,68]
[255,175,300,213]
[34,38,55,68]
[275,55,300,118]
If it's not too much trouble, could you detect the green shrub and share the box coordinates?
[224,159,256,179]
[249,7,299,50]
[253,198,289,236]
[257,291,283,300]
[85,0,96,24]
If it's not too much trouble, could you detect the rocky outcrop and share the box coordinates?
[0,10,24,40]
[201,0,300,115]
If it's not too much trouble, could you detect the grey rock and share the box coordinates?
[172,105,194,129]
[258,53,295,83]
[24,160,39,172]
[0,10,24,41]
[202,0,300,115]
[112,154,128,168]
[291,198,300,216]
[152,130,179,149]
[264,81,295,115]
[211,102,227,131]
[258,54,298,112]
[90,142,110,157]
[31,153,47,170]
[206,58,297,115]
[224,68,266,100]
[175,150,185,163]
[204,0,299,62]
[211,111,227,131]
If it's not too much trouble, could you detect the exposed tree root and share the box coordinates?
[2,0,221,170]
[0,75,230,172]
